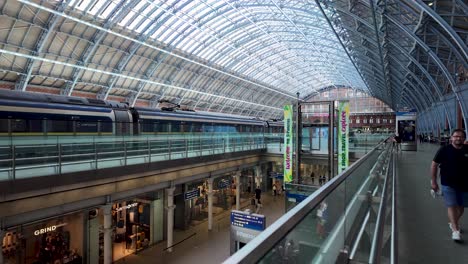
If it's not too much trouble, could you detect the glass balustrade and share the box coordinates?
[0,132,274,181]
[225,141,396,264]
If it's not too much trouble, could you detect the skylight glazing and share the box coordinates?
[67,0,367,98]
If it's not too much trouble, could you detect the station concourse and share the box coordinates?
[0,0,466,264]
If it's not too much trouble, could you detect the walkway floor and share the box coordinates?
[398,143,468,264]
[116,192,285,264]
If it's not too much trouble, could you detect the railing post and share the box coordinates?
[148,139,151,163]
[223,138,226,153]
[168,140,172,160]
[124,141,127,166]
[199,136,202,156]
[58,144,62,175]
[11,145,15,180]
[94,142,98,170]
[185,138,188,158]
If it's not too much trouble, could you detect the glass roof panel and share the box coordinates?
[69,0,368,99]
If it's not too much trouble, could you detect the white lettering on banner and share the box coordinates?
[115,203,138,212]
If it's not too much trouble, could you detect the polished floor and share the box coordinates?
[115,192,285,264]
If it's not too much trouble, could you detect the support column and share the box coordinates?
[207,178,214,231]
[102,204,113,264]
[255,165,262,190]
[166,186,176,252]
[0,229,5,264]
[235,173,241,210]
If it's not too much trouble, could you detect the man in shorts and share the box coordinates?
[431,129,468,241]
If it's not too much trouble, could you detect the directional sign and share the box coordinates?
[230,210,266,231]
[286,192,308,203]
[184,189,200,200]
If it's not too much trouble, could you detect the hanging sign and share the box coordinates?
[115,203,138,212]
[338,102,350,173]
[284,105,293,183]
[184,189,200,200]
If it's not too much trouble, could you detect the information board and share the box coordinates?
[184,189,200,200]
[230,210,266,231]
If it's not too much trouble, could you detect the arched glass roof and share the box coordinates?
[0,0,465,119]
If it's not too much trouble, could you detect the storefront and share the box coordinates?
[2,212,85,264]
[107,192,164,262]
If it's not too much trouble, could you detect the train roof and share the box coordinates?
[134,107,265,125]
[0,89,129,109]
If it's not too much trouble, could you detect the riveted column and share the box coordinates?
[207,178,214,231]
[235,172,241,210]
[166,186,176,252]
[102,204,113,264]
[0,229,5,264]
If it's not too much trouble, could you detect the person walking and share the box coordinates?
[393,133,402,152]
[255,186,262,204]
[431,129,468,241]
[273,183,277,196]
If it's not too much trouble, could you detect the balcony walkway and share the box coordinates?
[398,143,468,263]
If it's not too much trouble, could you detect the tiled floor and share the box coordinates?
[115,192,285,264]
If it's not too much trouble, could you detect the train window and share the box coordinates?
[47,120,71,133]
[172,121,180,133]
[11,119,26,132]
[0,119,8,132]
[100,121,113,133]
[76,121,98,133]
[157,121,170,133]
[203,123,213,132]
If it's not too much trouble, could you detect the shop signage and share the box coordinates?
[115,202,138,212]
[230,210,266,231]
[338,101,350,173]
[283,105,293,183]
[218,179,230,189]
[33,223,67,236]
[184,189,200,200]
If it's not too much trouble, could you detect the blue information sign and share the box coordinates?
[230,211,266,231]
[184,189,200,200]
[286,192,308,203]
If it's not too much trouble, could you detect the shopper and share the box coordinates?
[255,186,262,204]
[273,184,277,196]
[431,129,468,241]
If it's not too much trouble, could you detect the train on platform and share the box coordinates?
[0,89,283,136]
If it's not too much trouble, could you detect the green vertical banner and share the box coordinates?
[284,105,293,183]
[338,102,350,173]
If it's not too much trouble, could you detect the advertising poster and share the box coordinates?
[338,102,350,173]
[284,105,293,183]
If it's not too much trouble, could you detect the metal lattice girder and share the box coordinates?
[1,0,465,119]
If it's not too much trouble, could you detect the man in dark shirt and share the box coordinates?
[431,129,468,241]
[255,186,262,204]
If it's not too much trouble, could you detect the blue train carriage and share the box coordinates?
[134,107,266,150]
[135,107,265,134]
[0,89,131,136]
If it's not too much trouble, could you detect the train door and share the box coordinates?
[114,110,133,135]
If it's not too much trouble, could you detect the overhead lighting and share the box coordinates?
[428,2,434,6]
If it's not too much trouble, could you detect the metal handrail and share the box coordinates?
[224,141,386,264]
[369,147,392,263]
[391,148,398,264]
